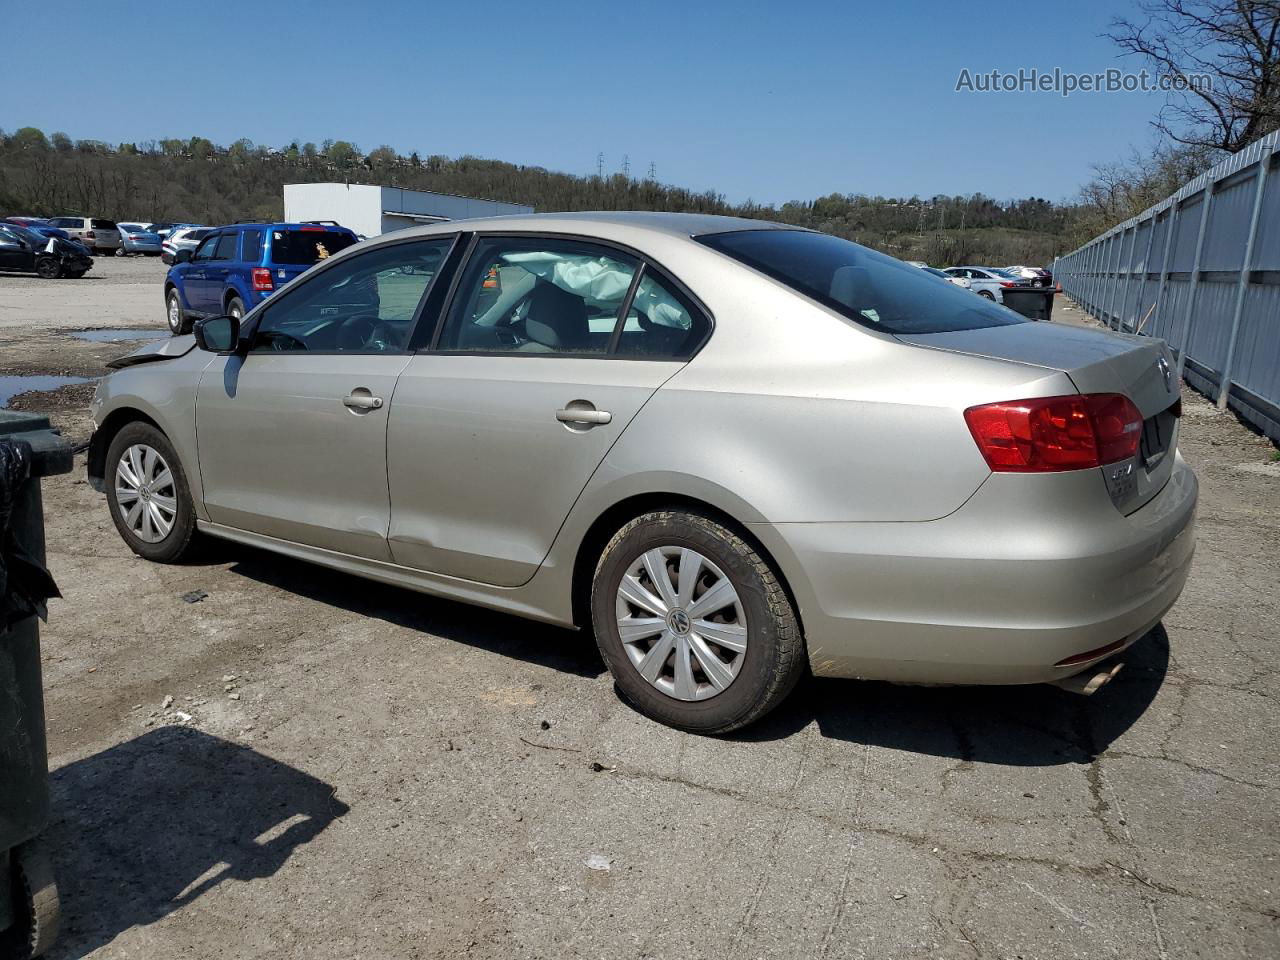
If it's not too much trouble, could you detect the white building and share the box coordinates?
[283,182,534,237]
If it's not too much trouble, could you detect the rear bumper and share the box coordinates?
[752,453,1197,685]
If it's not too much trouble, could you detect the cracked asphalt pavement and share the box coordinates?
[3,259,1278,957]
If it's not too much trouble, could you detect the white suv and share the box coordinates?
[46,217,122,256]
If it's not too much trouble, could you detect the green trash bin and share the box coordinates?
[0,411,71,959]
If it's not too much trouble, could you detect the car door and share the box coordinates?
[0,227,31,270]
[195,235,456,560]
[181,233,219,313]
[200,230,240,313]
[386,234,707,587]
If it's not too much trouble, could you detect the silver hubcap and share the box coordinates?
[168,297,180,330]
[115,444,177,543]
[615,547,748,701]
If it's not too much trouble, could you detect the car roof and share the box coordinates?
[362,210,799,247]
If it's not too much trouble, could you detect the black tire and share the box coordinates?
[104,421,200,563]
[34,257,61,280]
[226,295,245,321]
[114,246,127,257]
[977,290,995,300]
[65,270,86,279]
[0,839,60,960]
[166,288,191,335]
[590,509,805,734]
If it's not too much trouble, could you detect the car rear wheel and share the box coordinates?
[591,509,805,733]
[105,422,200,563]
[34,258,61,280]
[226,296,245,322]
[977,290,995,300]
[166,289,191,335]
[114,247,127,257]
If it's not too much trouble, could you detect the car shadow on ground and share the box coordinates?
[43,726,348,959]
[226,545,606,679]
[733,626,1171,765]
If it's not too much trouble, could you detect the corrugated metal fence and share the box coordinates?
[1053,131,1280,443]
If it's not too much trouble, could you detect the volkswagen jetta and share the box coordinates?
[87,213,1197,732]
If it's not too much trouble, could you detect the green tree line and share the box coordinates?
[0,126,1074,267]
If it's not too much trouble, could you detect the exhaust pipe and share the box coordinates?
[1050,660,1124,696]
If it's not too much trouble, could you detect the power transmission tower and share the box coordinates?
[596,152,604,177]
[622,154,630,179]
[647,161,656,181]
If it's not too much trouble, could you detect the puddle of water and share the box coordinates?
[70,329,165,343]
[0,375,92,408]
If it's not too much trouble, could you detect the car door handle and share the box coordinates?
[556,407,611,425]
[343,393,384,411]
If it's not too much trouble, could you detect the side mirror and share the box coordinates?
[174,249,192,264]
[193,315,241,353]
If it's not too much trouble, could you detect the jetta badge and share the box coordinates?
[1157,356,1172,391]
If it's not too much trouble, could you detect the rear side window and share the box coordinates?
[613,272,709,358]
[698,230,1027,335]
[241,229,263,263]
[91,219,117,230]
[269,229,358,265]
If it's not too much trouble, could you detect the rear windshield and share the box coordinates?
[269,229,357,265]
[698,230,1027,335]
[119,223,146,232]
[91,219,117,230]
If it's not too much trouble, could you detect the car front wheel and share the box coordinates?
[166,289,191,335]
[34,258,61,280]
[105,422,200,563]
[591,509,805,733]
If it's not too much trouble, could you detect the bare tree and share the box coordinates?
[1108,0,1280,153]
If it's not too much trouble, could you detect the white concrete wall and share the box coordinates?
[283,183,384,237]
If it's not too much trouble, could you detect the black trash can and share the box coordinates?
[1001,287,1055,322]
[0,411,70,959]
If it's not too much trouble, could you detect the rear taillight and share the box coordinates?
[84,231,95,239]
[999,280,1015,288]
[251,267,274,291]
[964,394,1143,472]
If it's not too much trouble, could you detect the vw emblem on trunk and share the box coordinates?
[1157,356,1172,391]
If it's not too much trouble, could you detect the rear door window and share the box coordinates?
[699,230,1026,335]
[613,272,709,358]
[269,229,358,265]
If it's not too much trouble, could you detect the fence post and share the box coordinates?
[1151,202,1179,339]
[1175,181,1215,383]
[1131,216,1156,333]
[1216,152,1272,410]
[1110,228,1132,329]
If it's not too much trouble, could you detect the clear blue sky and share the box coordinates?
[3,0,1170,206]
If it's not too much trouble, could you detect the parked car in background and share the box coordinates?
[160,226,211,265]
[2,216,51,228]
[163,221,359,333]
[115,223,163,256]
[148,222,189,239]
[0,223,94,278]
[45,216,122,255]
[24,223,93,256]
[943,266,1024,302]
[1004,265,1054,288]
[89,212,1195,733]
[914,263,973,289]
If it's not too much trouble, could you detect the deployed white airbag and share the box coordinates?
[502,252,691,329]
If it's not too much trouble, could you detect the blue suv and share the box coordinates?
[164,221,359,335]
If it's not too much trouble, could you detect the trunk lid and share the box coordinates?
[898,323,1181,515]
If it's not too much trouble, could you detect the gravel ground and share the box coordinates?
[2,260,1278,958]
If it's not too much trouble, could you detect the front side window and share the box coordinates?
[698,230,1025,335]
[192,234,219,261]
[249,237,453,354]
[212,233,238,260]
[439,237,639,354]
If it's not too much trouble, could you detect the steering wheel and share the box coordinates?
[337,314,397,352]
[260,330,308,352]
